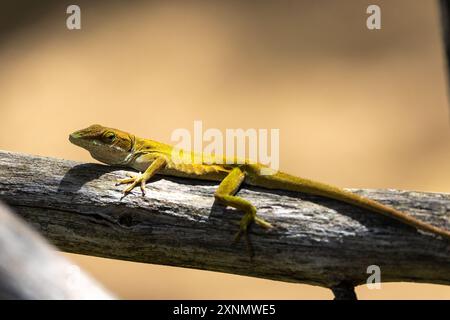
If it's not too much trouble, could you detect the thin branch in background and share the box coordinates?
[0,201,114,299]
[439,0,450,106]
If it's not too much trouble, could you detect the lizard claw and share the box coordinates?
[233,228,254,259]
[232,213,271,259]
[118,172,146,195]
[140,180,146,195]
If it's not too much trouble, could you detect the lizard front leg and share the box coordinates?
[116,156,166,195]
[214,167,272,249]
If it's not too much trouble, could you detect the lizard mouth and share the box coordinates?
[69,132,82,145]
[69,131,94,149]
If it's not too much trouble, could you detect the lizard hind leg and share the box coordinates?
[214,167,272,252]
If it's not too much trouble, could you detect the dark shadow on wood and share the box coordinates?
[58,163,119,193]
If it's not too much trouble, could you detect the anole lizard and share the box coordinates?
[69,124,450,243]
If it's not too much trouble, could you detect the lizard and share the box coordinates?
[69,124,450,245]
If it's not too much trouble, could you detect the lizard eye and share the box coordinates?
[104,132,116,142]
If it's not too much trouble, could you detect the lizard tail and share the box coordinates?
[246,169,450,240]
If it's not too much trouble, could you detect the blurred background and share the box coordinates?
[0,0,449,299]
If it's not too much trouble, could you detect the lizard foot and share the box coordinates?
[233,228,254,259]
[116,172,146,195]
[233,212,272,259]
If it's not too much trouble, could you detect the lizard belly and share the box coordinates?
[130,156,231,182]
[163,161,231,181]
[160,167,228,181]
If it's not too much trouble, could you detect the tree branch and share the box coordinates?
[0,201,113,299]
[0,150,449,293]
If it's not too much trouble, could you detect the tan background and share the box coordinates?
[0,0,449,299]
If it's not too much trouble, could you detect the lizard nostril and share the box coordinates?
[69,132,83,144]
[69,132,81,139]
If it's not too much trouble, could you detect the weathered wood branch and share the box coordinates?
[0,150,449,294]
[0,201,113,299]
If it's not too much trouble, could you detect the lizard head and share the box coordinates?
[69,124,134,165]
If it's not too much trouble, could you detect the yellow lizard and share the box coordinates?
[69,124,450,244]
